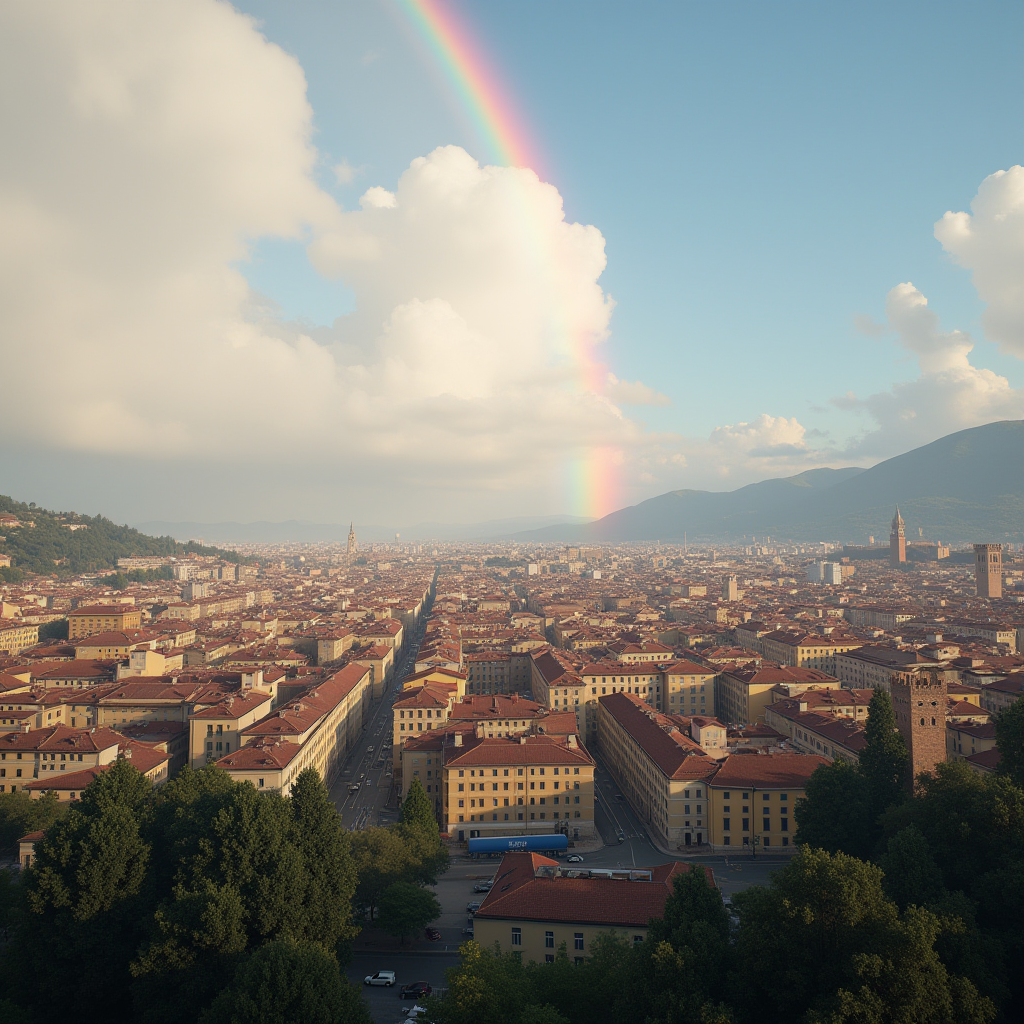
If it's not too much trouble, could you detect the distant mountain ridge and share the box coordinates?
[514,420,1024,544]
[134,514,595,545]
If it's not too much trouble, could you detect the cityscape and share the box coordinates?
[2,3,1023,1024]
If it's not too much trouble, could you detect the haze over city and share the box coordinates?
[1,5,1024,1024]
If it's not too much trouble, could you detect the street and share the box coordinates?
[329,620,428,829]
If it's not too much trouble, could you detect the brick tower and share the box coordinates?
[973,543,1002,599]
[890,669,947,787]
[889,507,906,566]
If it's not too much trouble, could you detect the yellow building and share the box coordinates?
[661,660,717,716]
[597,692,718,849]
[759,629,863,674]
[0,619,39,655]
[716,663,839,725]
[706,752,827,852]
[188,690,274,767]
[442,732,595,843]
[68,605,142,640]
[473,852,713,962]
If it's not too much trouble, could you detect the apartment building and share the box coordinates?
[597,692,718,849]
[716,663,839,725]
[833,645,946,692]
[473,853,712,962]
[759,629,864,673]
[216,662,371,794]
[352,643,394,698]
[706,753,827,851]
[68,605,142,639]
[441,732,596,842]
[188,690,274,767]
[0,725,124,792]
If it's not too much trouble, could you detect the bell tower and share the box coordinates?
[347,523,357,556]
[889,507,906,566]
[890,669,947,788]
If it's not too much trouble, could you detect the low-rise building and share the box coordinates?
[473,852,713,961]
[68,605,142,640]
[0,620,40,655]
[188,690,274,767]
[706,752,827,852]
[597,692,718,850]
[716,664,839,725]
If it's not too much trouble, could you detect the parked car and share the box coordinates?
[348,784,360,793]
[425,927,441,941]
[466,901,482,913]
[400,982,432,999]
[617,831,626,843]
[472,881,492,893]
[567,854,583,863]
[368,745,374,752]
[364,971,396,987]
[461,926,475,936]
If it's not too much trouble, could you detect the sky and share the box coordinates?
[1,1,1023,528]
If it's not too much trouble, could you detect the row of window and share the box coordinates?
[459,810,582,822]
[459,795,581,807]
[722,818,789,832]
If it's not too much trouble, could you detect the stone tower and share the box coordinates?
[973,543,1002,599]
[890,669,947,787]
[889,507,906,566]
[347,523,357,556]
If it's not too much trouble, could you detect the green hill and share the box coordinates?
[0,495,246,578]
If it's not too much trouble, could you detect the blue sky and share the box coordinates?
[238,0,1024,447]
[1,1,1022,526]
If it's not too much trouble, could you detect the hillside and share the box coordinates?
[0,495,246,578]
[516,420,1024,544]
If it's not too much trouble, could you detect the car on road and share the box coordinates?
[425,927,441,941]
[368,745,374,752]
[617,831,626,843]
[348,784,360,793]
[400,982,433,999]
[472,881,492,893]
[461,926,474,936]
[567,854,583,863]
[466,901,481,913]
[364,971,396,987]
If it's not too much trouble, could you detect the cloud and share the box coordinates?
[832,283,1024,457]
[0,2,643,512]
[935,165,1024,357]
[333,159,358,185]
[604,373,671,406]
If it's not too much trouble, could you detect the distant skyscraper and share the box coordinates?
[347,523,357,555]
[973,543,1002,598]
[721,575,738,602]
[889,507,906,566]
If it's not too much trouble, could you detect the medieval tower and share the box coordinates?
[889,507,906,566]
[890,669,947,787]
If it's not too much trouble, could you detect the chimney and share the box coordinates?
[520,735,527,745]
[453,733,463,747]
[567,734,577,749]
[797,701,808,712]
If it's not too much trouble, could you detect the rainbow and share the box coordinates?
[395,0,619,520]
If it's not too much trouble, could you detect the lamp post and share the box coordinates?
[752,834,760,858]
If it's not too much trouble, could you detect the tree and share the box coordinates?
[399,777,449,884]
[375,882,440,943]
[0,790,68,855]
[289,767,360,952]
[995,698,1024,790]
[859,689,909,811]
[795,760,875,860]
[732,847,994,1024]
[199,939,371,1024]
[428,940,535,1024]
[399,777,436,831]
[879,825,945,910]
[349,826,414,918]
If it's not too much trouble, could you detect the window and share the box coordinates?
[742,818,749,832]
[763,818,770,832]
[512,928,522,946]
[545,954,555,963]
[633,935,644,945]
[781,817,788,832]
[258,778,264,788]
[574,933,584,950]
[545,931,554,948]
[723,818,730,832]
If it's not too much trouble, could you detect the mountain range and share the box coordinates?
[513,420,1024,544]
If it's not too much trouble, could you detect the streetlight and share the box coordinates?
[752,834,760,858]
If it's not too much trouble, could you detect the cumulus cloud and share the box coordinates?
[832,282,1024,457]
[0,1,643,508]
[935,165,1024,357]
[604,373,671,406]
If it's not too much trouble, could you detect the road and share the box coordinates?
[329,620,428,830]
[347,951,458,1024]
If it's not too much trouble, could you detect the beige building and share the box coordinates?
[189,690,274,767]
[707,752,827,852]
[68,605,142,640]
[352,643,394,698]
[759,629,863,674]
[0,619,39,655]
[0,725,125,793]
[716,663,839,725]
[474,853,712,962]
[833,646,945,691]
[597,692,718,850]
[216,663,371,794]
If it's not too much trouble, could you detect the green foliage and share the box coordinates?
[0,493,247,576]
[995,697,1024,790]
[400,777,435,831]
[198,939,371,1024]
[795,760,875,860]
[375,881,440,941]
[879,825,946,910]
[37,618,69,641]
[731,847,994,1024]
[0,791,68,855]
[859,689,909,808]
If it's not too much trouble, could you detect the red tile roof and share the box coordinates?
[709,752,828,789]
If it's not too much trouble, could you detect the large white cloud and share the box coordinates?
[935,166,1024,357]
[0,1,654,509]
[833,282,1024,457]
